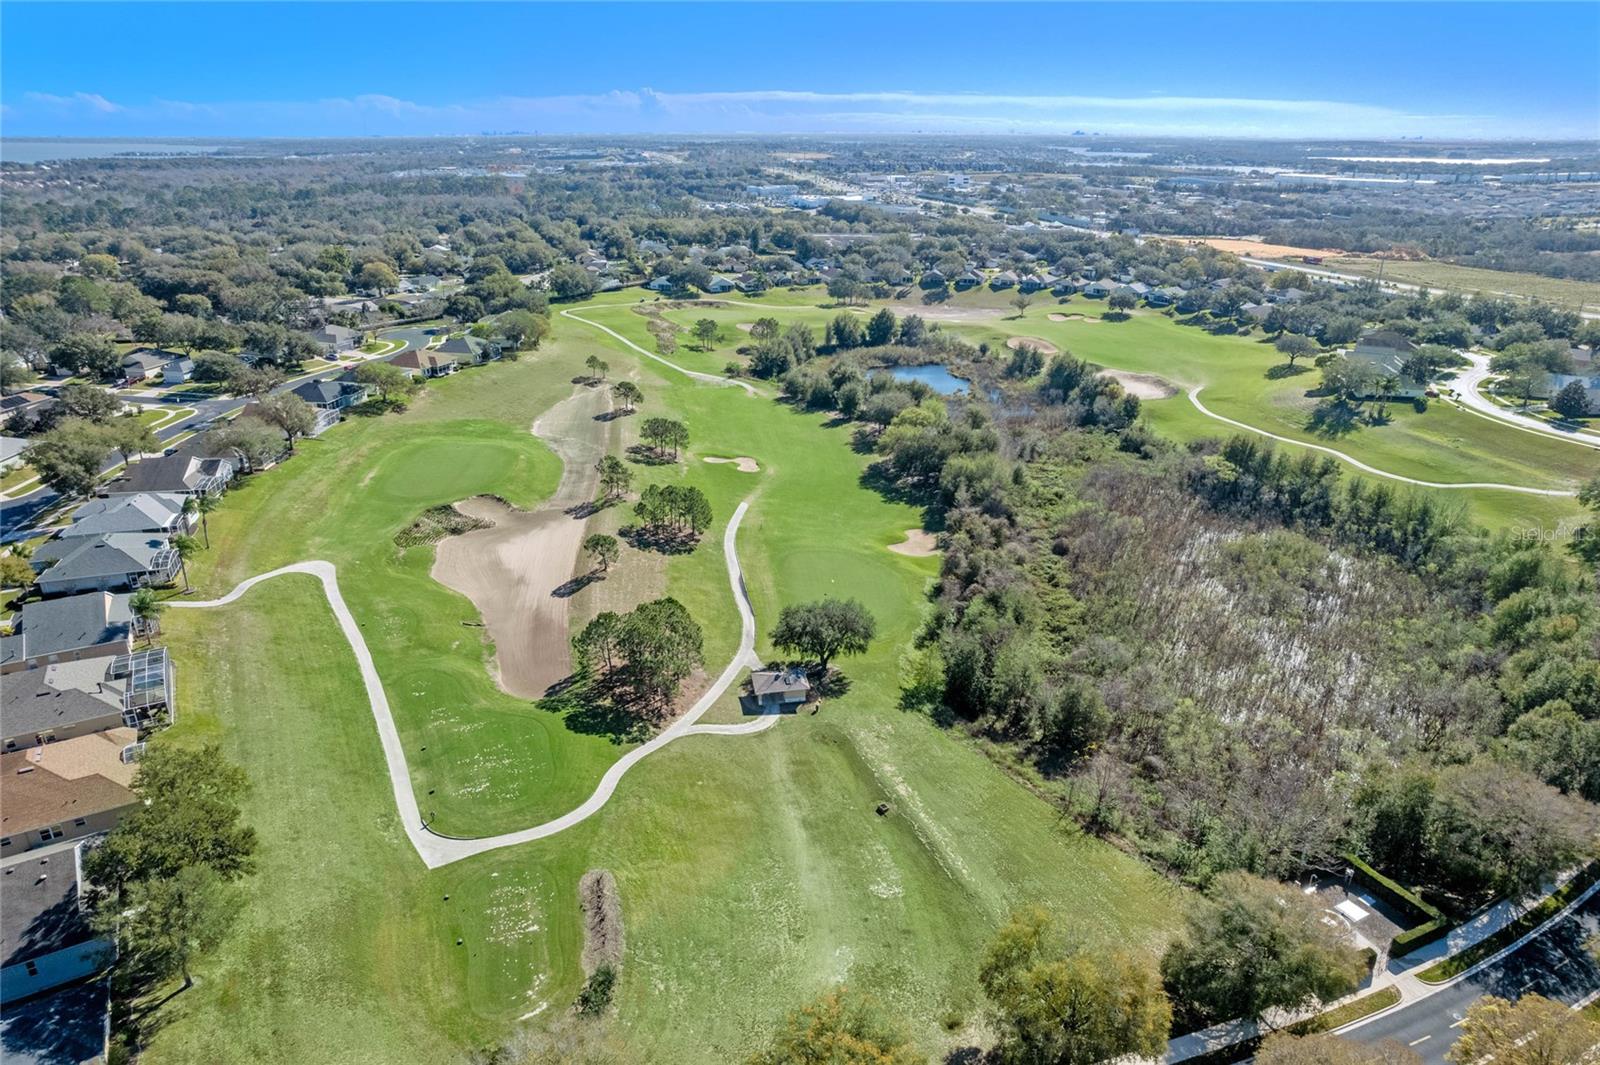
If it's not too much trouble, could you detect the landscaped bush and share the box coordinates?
[393,503,493,547]
[1342,852,1454,957]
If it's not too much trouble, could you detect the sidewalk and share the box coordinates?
[1160,866,1592,1063]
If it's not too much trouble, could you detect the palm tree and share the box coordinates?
[184,493,219,549]
[171,533,201,593]
[129,587,166,644]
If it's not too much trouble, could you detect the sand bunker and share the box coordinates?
[888,529,939,557]
[431,385,615,699]
[1006,336,1060,355]
[703,455,760,473]
[735,322,753,333]
[1047,312,1099,323]
[887,303,1006,322]
[1099,370,1178,400]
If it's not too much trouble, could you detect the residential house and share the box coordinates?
[705,275,736,294]
[30,535,180,598]
[102,449,233,498]
[0,728,140,855]
[2,649,172,750]
[1082,281,1112,298]
[921,268,946,287]
[309,324,363,356]
[1,436,25,473]
[646,276,675,293]
[66,494,191,539]
[0,847,114,1003]
[288,378,374,435]
[435,335,500,365]
[118,350,173,385]
[1147,287,1181,307]
[1347,331,1428,398]
[1547,372,1599,415]
[161,356,195,385]
[749,668,812,709]
[390,349,460,380]
[1239,302,1273,322]
[990,271,1018,290]
[0,392,54,430]
[637,239,670,257]
[0,592,140,676]
[0,975,111,1064]
[954,270,981,290]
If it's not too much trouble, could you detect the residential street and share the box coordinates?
[1445,350,1600,450]
[1342,892,1600,1063]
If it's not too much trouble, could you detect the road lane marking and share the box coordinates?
[1409,1036,1432,1046]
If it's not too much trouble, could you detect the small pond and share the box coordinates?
[889,364,969,395]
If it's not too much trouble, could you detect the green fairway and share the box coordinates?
[143,323,1182,1063]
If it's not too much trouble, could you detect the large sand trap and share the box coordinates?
[703,455,760,473]
[887,303,1006,322]
[1006,335,1059,355]
[1099,370,1178,400]
[431,384,615,699]
[735,322,754,333]
[888,529,939,556]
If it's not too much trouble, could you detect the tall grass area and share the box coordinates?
[144,327,1181,1064]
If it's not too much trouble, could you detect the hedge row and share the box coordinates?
[1340,853,1452,957]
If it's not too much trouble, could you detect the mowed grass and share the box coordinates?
[143,319,1182,1064]
[1323,256,1600,308]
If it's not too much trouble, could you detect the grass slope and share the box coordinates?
[142,326,1179,1064]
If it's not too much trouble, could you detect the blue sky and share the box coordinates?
[3,2,1597,140]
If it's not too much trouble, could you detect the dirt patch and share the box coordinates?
[578,869,624,976]
[886,303,1007,322]
[703,455,760,473]
[888,529,939,557]
[1174,236,1344,260]
[430,385,616,699]
[394,502,495,548]
[1005,336,1059,355]
[1099,370,1178,400]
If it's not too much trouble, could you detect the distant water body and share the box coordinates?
[1,139,225,163]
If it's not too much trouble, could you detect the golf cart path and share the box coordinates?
[171,499,770,870]
[559,306,760,394]
[1186,385,1578,497]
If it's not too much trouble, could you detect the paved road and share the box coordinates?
[1343,893,1600,1064]
[1239,257,1600,321]
[171,498,773,870]
[0,325,431,537]
[1446,350,1600,451]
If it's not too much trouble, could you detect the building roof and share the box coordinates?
[0,392,52,417]
[435,334,492,358]
[67,493,186,537]
[290,379,367,407]
[120,349,178,373]
[750,668,812,697]
[1353,330,1417,354]
[105,452,231,496]
[32,535,171,584]
[0,592,134,670]
[390,350,454,373]
[2,657,131,743]
[1,849,94,968]
[0,975,110,1064]
[311,324,361,344]
[0,728,138,839]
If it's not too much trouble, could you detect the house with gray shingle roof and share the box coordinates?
[103,450,233,498]
[0,591,139,676]
[66,493,191,538]
[435,334,500,364]
[30,534,179,598]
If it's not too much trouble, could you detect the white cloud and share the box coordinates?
[0,87,1556,138]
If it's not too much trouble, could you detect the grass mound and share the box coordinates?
[394,502,494,547]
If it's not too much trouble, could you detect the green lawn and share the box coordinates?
[1323,256,1600,308]
[143,325,1182,1064]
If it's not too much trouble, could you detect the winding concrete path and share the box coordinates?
[171,498,772,869]
[558,306,760,394]
[1186,385,1578,497]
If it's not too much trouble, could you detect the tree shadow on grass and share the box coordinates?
[1265,362,1313,380]
[552,571,603,599]
[564,496,618,519]
[543,676,650,744]
[1308,399,1364,438]
[625,444,673,466]
[593,409,633,422]
[620,524,702,555]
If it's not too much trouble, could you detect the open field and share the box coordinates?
[1323,256,1600,307]
[1175,236,1345,259]
[143,319,1182,1063]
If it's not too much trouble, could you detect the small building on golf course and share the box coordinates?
[749,668,811,708]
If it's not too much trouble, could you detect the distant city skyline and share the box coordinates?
[3,2,1597,140]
